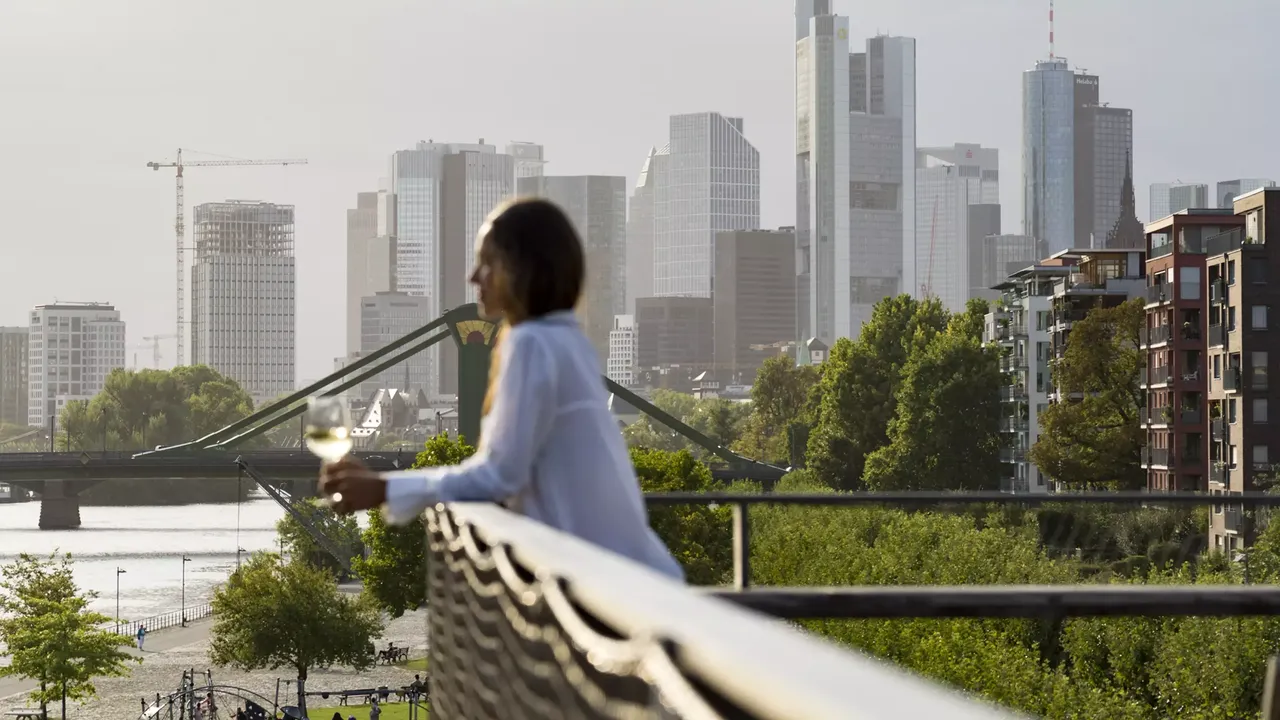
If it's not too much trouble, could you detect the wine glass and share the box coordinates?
[304,396,352,505]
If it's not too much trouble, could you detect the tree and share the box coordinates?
[734,356,821,463]
[277,500,364,575]
[58,366,255,451]
[861,327,1004,491]
[630,448,734,585]
[1028,299,1145,489]
[806,295,949,489]
[355,434,475,617]
[209,553,382,719]
[623,390,750,461]
[0,553,137,719]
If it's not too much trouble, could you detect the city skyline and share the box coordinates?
[1,0,1276,383]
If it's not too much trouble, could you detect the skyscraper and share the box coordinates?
[653,112,760,298]
[625,147,665,312]
[0,327,29,427]
[518,175,628,362]
[796,1,916,341]
[1022,58,1076,253]
[390,141,523,397]
[359,291,432,400]
[506,142,546,181]
[26,303,126,428]
[1217,178,1277,209]
[1150,183,1210,222]
[1023,55,1133,253]
[915,144,1000,311]
[190,201,296,404]
[345,191,396,356]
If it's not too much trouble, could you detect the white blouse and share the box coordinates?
[382,311,684,581]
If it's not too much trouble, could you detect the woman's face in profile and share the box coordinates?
[469,233,504,318]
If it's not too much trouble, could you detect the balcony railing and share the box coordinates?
[1180,408,1203,425]
[999,447,1026,463]
[1002,417,1029,433]
[1210,463,1227,484]
[1209,324,1226,347]
[999,355,1028,373]
[1212,417,1226,441]
[1000,386,1027,402]
[1141,406,1172,425]
[1225,367,1242,392]
[1144,448,1174,467]
[1210,278,1228,305]
[1150,365,1171,385]
[424,502,1021,720]
[1206,227,1243,257]
[1145,284,1171,304]
[1149,243,1175,260]
[1143,325,1172,346]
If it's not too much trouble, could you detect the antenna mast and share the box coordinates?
[1049,0,1056,59]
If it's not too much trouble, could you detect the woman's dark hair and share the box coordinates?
[480,197,585,322]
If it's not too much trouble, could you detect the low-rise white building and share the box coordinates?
[27,302,126,428]
[607,315,637,386]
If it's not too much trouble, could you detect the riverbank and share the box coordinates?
[0,607,427,718]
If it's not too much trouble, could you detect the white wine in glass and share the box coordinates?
[305,397,353,504]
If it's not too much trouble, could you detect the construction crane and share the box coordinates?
[921,196,939,298]
[142,333,179,369]
[147,149,308,367]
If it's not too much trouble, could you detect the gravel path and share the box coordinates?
[0,609,430,719]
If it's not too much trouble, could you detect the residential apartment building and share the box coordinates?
[653,112,760,299]
[713,229,797,385]
[359,291,432,402]
[1206,188,1280,553]
[989,263,1070,494]
[0,327,28,426]
[345,190,396,356]
[190,200,296,404]
[26,303,126,428]
[989,248,1146,492]
[607,315,637,387]
[1141,210,1242,493]
[916,144,1000,310]
[518,175,627,362]
[1150,183,1209,223]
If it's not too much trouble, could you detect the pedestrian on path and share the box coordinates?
[136,624,147,651]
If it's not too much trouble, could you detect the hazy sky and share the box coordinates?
[1,0,1275,384]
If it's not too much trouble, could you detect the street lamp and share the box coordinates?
[115,568,126,633]
[181,556,192,627]
[236,547,246,569]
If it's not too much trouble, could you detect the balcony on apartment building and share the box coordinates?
[1206,228,1244,257]
[1211,462,1227,485]
[1141,405,1173,426]
[999,447,1026,463]
[1000,385,1027,402]
[1145,282,1171,306]
[1001,416,1029,433]
[1142,324,1172,347]
[1209,323,1226,347]
[1180,406,1203,425]
[1225,367,1241,392]
[1211,416,1226,441]
[995,321,1027,342]
[999,354,1028,373]
[1140,365,1173,386]
[1143,447,1175,468]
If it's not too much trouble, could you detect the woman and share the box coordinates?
[320,198,682,580]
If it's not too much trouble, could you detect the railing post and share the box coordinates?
[1264,655,1280,720]
[732,501,751,590]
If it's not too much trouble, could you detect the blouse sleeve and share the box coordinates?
[378,329,557,525]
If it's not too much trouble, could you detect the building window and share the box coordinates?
[1230,444,1238,468]
[1255,445,1270,467]
[1214,354,1221,379]
[1228,260,1237,285]
[1230,399,1238,424]
[1254,305,1269,330]
[1256,398,1269,424]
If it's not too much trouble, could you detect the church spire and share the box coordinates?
[1105,150,1144,250]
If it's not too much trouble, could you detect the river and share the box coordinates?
[0,496,288,624]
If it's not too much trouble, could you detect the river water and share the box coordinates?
[0,497,288,624]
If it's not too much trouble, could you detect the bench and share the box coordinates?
[4,710,44,719]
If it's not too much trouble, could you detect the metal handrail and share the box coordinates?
[436,502,1020,720]
[110,603,213,637]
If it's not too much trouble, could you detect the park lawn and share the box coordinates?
[307,703,422,720]
[401,657,428,672]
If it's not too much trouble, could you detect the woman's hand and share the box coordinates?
[319,457,387,515]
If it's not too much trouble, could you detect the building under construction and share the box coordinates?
[190,200,296,404]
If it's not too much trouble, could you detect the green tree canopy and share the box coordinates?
[57,366,255,451]
[209,553,382,719]
[862,325,1004,491]
[622,389,750,461]
[733,355,821,464]
[806,295,949,490]
[355,434,475,618]
[630,448,734,585]
[1028,299,1144,489]
[277,500,364,576]
[0,553,137,719]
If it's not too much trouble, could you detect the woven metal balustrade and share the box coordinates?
[422,502,1016,720]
